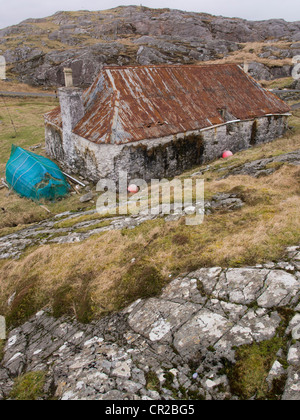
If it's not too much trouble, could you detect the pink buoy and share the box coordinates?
[222,150,233,159]
[128,184,139,194]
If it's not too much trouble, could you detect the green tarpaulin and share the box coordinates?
[6,145,70,201]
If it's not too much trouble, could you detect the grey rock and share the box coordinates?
[257,270,300,308]
[128,298,200,342]
[209,193,244,212]
[286,314,300,339]
[287,343,300,366]
[211,268,269,305]
[282,368,300,400]
[79,192,94,203]
[112,360,132,379]
[267,361,286,387]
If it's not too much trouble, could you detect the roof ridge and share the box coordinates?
[103,63,238,70]
[105,68,121,144]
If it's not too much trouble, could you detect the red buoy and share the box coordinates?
[222,151,233,159]
[128,184,139,194]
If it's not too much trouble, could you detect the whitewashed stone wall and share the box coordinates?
[45,115,289,183]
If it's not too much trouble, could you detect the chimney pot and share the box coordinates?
[243,61,249,74]
[64,68,73,87]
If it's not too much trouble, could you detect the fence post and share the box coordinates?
[0,56,6,80]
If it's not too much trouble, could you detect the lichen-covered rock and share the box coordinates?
[0,237,300,400]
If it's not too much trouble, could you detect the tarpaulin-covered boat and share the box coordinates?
[5,145,70,201]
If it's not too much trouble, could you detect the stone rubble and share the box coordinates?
[0,245,299,400]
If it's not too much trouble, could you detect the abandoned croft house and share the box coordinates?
[44,64,290,182]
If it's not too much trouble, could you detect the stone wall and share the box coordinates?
[45,124,65,163]
[45,115,289,183]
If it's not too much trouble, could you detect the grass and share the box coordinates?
[9,371,46,400]
[261,77,294,90]
[0,80,54,93]
[0,96,96,236]
[228,338,286,400]
[0,97,58,168]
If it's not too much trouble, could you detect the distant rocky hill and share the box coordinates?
[0,6,300,87]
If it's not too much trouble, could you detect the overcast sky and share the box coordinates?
[0,0,299,29]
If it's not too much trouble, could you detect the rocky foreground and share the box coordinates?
[1,6,300,86]
[0,244,299,400]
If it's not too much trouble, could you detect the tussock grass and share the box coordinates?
[9,371,46,400]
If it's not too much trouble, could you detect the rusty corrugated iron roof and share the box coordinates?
[45,64,290,144]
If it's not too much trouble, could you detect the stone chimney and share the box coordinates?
[58,68,85,169]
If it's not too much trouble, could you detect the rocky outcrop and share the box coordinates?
[0,6,299,87]
[248,62,293,81]
[0,245,299,400]
[216,149,300,179]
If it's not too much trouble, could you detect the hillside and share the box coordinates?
[0,6,300,87]
[0,6,300,401]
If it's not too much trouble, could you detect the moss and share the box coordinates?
[267,374,288,400]
[197,280,207,298]
[9,371,46,400]
[176,384,205,401]
[276,307,296,337]
[187,390,206,400]
[228,338,285,400]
